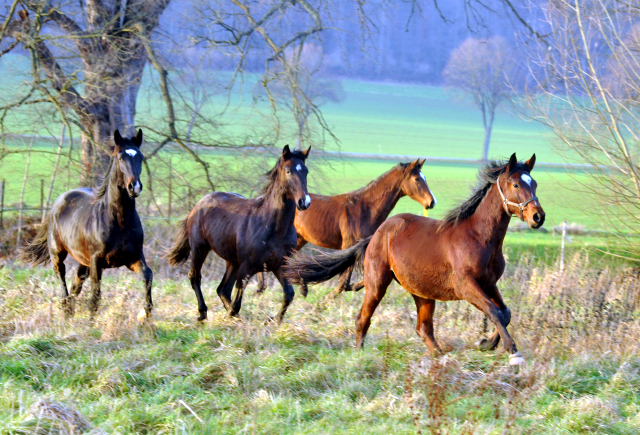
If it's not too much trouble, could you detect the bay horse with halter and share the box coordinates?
[286,154,545,366]
[257,159,436,295]
[21,130,153,319]
[166,145,311,323]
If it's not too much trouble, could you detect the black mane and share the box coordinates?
[261,149,309,195]
[439,159,530,230]
[92,157,115,201]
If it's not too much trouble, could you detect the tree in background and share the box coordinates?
[523,0,640,244]
[443,36,514,161]
[3,1,171,184]
[255,44,345,148]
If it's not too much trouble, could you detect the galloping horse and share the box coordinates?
[286,154,545,366]
[258,159,436,295]
[167,145,311,323]
[21,130,153,319]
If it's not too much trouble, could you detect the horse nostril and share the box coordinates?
[128,183,134,191]
[533,213,541,223]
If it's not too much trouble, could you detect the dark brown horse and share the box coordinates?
[21,130,153,320]
[258,159,436,295]
[286,154,545,366]
[167,145,311,323]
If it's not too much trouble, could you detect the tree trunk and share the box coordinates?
[482,109,495,162]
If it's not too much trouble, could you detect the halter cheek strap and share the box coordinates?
[496,174,538,221]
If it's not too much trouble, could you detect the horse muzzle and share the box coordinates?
[297,194,311,211]
[128,180,143,198]
[528,211,545,229]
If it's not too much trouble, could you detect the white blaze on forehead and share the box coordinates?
[304,194,311,207]
[521,174,532,186]
[419,171,426,182]
[429,189,437,205]
[125,149,137,157]
[296,164,302,171]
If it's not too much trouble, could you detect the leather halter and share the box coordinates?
[496,174,538,220]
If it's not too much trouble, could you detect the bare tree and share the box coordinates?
[443,36,515,161]
[522,0,640,240]
[2,1,171,184]
[254,43,345,148]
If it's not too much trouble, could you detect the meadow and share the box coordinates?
[1,55,639,434]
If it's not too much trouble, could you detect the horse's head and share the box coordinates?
[279,145,311,211]
[112,129,144,198]
[498,153,545,229]
[400,159,436,210]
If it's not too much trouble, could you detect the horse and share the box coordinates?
[166,145,311,323]
[257,159,436,295]
[21,130,153,320]
[285,154,545,366]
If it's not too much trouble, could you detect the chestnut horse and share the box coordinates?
[258,159,436,295]
[167,145,311,323]
[21,130,153,320]
[286,154,545,366]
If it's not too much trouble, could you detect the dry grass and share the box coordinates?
[0,246,639,433]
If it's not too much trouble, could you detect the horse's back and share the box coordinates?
[189,192,257,261]
[371,213,456,299]
[294,193,342,248]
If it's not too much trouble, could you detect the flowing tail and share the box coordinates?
[166,218,191,265]
[20,221,50,265]
[284,236,372,286]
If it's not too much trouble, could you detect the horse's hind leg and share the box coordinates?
[271,266,295,324]
[68,265,89,316]
[217,262,238,316]
[229,265,251,317]
[412,295,443,356]
[334,265,355,294]
[255,271,267,294]
[51,251,71,316]
[476,285,510,351]
[188,245,211,321]
[356,260,392,348]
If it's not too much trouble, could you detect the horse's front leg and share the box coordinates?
[51,251,71,316]
[130,256,154,322]
[334,264,355,294]
[476,284,510,352]
[272,266,295,324]
[458,277,522,366]
[88,255,104,319]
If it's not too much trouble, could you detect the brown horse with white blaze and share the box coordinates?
[286,154,545,366]
[258,159,436,295]
[167,145,311,323]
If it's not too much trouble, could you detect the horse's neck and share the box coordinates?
[103,166,136,227]
[260,185,296,235]
[358,169,404,223]
[465,184,511,250]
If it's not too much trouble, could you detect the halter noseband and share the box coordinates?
[496,174,538,220]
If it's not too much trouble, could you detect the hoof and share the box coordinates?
[300,286,308,298]
[197,312,207,322]
[509,351,524,366]
[264,316,279,325]
[137,309,150,323]
[475,338,491,351]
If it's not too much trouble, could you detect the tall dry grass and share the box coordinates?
[1,237,639,432]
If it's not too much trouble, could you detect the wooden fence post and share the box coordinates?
[40,179,44,220]
[0,179,4,230]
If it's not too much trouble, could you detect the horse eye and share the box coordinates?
[513,183,519,188]
[285,168,291,174]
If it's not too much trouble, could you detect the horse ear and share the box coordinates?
[282,145,291,159]
[114,129,123,147]
[525,153,536,171]
[507,153,517,171]
[419,158,426,168]
[301,146,311,160]
[134,129,143,147]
